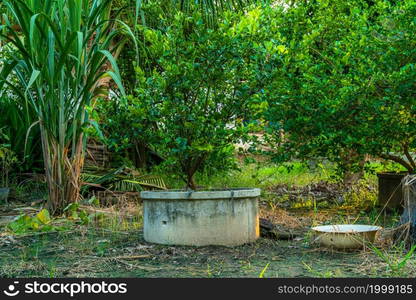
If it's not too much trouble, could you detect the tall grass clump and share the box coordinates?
[0,0,128,213]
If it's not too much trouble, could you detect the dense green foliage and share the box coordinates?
[0,126,17,187]
[102,9,283,188]
[0,96,41,172]
[265,0,416,173]
[0,40,42,173]
[1,0,416,196]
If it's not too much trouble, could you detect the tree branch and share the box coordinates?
[403,143,416,170]
[380,153,414,172]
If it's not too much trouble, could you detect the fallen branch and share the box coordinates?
[259,218,301,240]
[113,255,151,260]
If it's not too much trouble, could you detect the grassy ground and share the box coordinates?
[161,161,339,189]
[0,161,415,278]
[0,217,414,278]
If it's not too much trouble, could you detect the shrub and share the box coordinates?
[265,0,416,174]
[106,9,283,189]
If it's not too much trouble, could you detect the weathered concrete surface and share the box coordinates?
[141,189,260,246]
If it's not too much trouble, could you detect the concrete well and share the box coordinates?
[141,188,260,246]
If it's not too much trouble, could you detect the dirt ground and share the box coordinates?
[0,229,381,278]
[1,202,414,278]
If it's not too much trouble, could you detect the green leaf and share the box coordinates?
[259,263,270,278]
[36,209,51,224]
[25,69,41,95]
[63,202,79,213]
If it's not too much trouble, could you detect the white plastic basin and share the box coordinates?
[312,224,382,249]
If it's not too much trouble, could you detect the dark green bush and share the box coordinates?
[265,0,416,173]
[102,8,284,188]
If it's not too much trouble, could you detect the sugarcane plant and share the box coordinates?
[0,0,130,214]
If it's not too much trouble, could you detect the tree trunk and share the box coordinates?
[135,140,147,169]
[186,173,197,190]
[183,154,207,190]
[340,149,367,186]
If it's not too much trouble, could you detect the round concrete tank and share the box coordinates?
[141,188,260,246]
